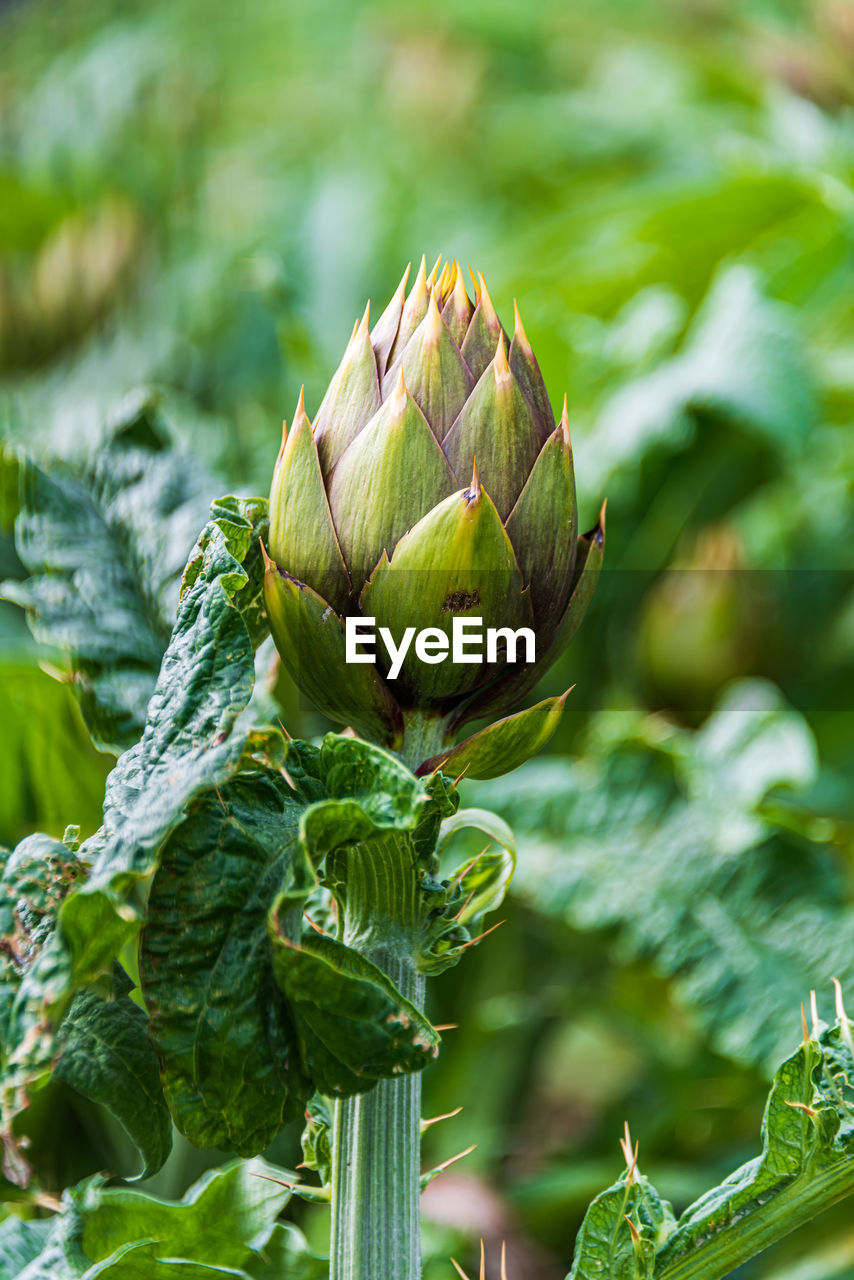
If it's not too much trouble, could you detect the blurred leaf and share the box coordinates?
[2,395,216,753]
[468,680,853,1069]
[581,266,818,497]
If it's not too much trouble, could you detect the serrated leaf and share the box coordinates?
[139,773,314,1154]
[269,925,440,1096]
[1,396,216,753]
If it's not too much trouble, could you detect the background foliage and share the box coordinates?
[1,0,854,1276]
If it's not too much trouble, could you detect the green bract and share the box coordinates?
[264,258,604,772]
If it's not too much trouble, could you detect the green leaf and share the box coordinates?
[139,772,314,1154]
[1,395,216,753]
[654,1020,854,1279]
[569,1170,675,1279]
[300,1095,332,1188]
[63,497,275,987]
[0,1217,51,1278]
[269,924,440,1096]
[53,971,171,1180]
[0,834,170,1185]
[419,693,570,780]
[469,679,836,1068]
[299,734,427,865]
[5,1158,296,1280]
[244,1222,328,1280]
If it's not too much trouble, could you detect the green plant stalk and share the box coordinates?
[328,832,429,1280]
[657,1158,854,1280]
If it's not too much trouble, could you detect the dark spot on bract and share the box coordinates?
[441,589,480,612]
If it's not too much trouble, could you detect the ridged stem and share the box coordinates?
[328,833,427,1280]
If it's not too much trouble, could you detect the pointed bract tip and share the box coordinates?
[801,1003,810,1043]
[259,538,274,571]
[467,456,481,499]
[453,260,470,307]
[392,364,408,408]
[810,988,820,1036]
[293,385,311,432]
[428,253,442,288]
[480,1240,486,1280]
[426,284,444,337]
[469,265,481,301]
[478,272,498,319]
[513,297,532,351]
[500,1241,508,1280]
[359,299,371,331]
[493,330,511,382]
[557,685,575,708]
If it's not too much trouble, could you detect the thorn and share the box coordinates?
[832,977,854,1054]
[450,1261,470,1280]
[801,1002,810,1043]
[430,757,451,777]
[421,1106,463,1130]
[461,919,506,950]
[276,716,292,742]
[281,764,297,790]
[303,911,328,937]
[786,1100,819,1118]
[625,1216,641,1247]
[453,762,471,787]
[433,1023,459,1031]
[480,1240,486,1280]
[811,989,820,1038]
[453,845,491,885]
[259,538,274,570]
[425,1142,477,1180]
[453,889,476,922]
[213,784,227,813]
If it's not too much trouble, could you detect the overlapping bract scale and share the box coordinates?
[263,256,603,760]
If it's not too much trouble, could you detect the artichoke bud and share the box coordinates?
[263,258,604,775]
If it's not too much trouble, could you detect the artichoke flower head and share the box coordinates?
[264,257,604,777]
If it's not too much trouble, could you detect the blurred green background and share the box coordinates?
[2,0,854,1275]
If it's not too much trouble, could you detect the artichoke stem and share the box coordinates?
[329,833,428,1280]
[399,710,451,772]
